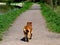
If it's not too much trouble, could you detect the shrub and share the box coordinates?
[40,3,60,33]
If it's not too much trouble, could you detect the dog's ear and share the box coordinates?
[27,22,32,25]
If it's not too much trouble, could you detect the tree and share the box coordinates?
[6,0,14,6]
[50,0,54,8]
[55,0,57,8]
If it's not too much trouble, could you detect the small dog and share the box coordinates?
[23,22,32,42]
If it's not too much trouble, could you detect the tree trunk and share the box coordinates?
[55,0,57,8]
[50,0,54,9]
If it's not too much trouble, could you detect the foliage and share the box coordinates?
[40,3,60,33]
[0,2,33,41]
[55,6,60,15]
[0,0,14,2]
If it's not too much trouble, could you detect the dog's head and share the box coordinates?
[27,22,32,26]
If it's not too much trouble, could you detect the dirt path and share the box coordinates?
[0,3,60,45]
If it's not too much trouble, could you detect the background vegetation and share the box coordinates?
[40,3,60,33]
[39,0,60,33]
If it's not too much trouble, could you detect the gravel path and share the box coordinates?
[0,3,60,45]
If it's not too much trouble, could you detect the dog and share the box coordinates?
[23,22,32,42]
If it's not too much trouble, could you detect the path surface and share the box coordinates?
[0,3,60,45]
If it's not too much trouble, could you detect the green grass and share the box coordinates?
[55,6,60,15]
[40,3,60,33]
[0,2,33,41]
[0,5,13,14]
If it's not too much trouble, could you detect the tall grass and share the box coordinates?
[40,3,60,33]
[55,6,60,15]
[0,2,33,41]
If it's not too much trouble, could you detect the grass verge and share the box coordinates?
[40,3,60,33]
[0,2,33,41]
[55,6,60,15]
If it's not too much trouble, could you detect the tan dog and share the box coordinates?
[23,22,32,42]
